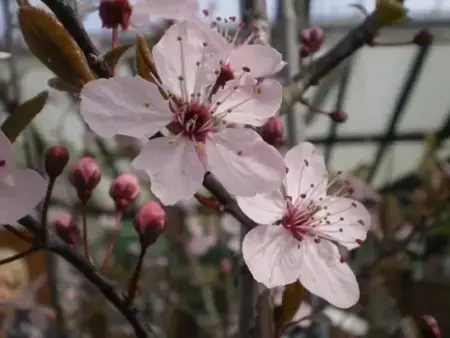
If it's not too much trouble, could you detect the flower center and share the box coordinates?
[171,102,214,142]
[0,159,5,167]
[282,199,319,241]
[98,0,133,30]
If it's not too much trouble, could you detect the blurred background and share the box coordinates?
[0,0,449,337]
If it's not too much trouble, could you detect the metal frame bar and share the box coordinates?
[366,44,431,182]
[324,61,353,164]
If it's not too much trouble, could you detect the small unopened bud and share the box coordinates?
[261,117,284,147]
[69,157,101,203]
[98,0,133,30]
[418,315,441,338]
[219,258,232,275]
[299,27,325,57]
[329,110,348,123]
[413,29,433,46]
[44,146,69,179]
[109,173,140,212]
[52,212,79,248]
[133,201,166,248]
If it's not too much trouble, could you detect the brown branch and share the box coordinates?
[0,246,40,265]
[283,12,384,111]
[17,215,154,338]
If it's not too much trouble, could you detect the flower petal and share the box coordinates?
[237,189,286,225]
[80,76,172,140]
[214,78,282,127]
[284,142,327,202]
[242,225,302,288]
[132,136,205,205]
[206,128,285,197]
[298,238,359,308]
[228,44,285,78]
[0,169,47,224]
[130,0,198,28]
[314,197,370,250]
[152,20,220,99]
[0,130,12,173]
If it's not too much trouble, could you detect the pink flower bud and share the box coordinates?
[52,212,79,248]
[69,157,101,203]
[329,110,348,123]
[44,145,69,179]
[109,173,140,212]
[299,27,325,56]
[413,29,433,47]
[419,315,441,338]
[219,258,232,275]
[98,0,133,30]
[133,201,166,248]
[261,117,284,147]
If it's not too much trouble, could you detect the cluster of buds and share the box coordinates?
[109,173,140,213]
[299,27,325,58]
[133,201,167,248]
[44,146,70,180]
[69,157,101,204]
[98,0,133,30]
[261,117,284,148]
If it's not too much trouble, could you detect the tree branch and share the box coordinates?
[283,12,384,110]
[39,0,112,78]
[17,215,153,338]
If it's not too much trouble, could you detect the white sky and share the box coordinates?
[2,0,448,36]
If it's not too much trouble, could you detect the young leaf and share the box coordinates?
[274,281,305,334]
[1,91,49,142]
[136,36,160,82]
[18,5,95,88]
[375,0,409,24]
[103,44,134,70]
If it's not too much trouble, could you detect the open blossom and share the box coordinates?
[77,0,198,30]
[0,130,47,224]
[237,142,370,308]
[81,21,286,205]
[197,10,286,88]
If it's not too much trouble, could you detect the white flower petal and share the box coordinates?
[152,21,220,99]
[80,76,172,140]
[0,51,11,59]
[228,44,285,78]
[298,239,359,308]
[242,225,302,288]
[237,189,286,225]
[214,78,282,127]
[0,169,47,224]
[0,130,12,174]
[132,136,205,205]
[284,142,327,201]
[314,197,370,250]
[206,128,285,197]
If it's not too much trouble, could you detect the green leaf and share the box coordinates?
[103,44,133,70]
[375,0,409,24]
[274,281,305,334]
[1,91,49,142]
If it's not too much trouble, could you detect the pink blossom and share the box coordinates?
[237,142,370,308]
[80,21,286,205]
[197,11,286,83]
[0,130,47,224]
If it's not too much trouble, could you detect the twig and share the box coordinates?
[18,215,154,338]
[0,246,40,265]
